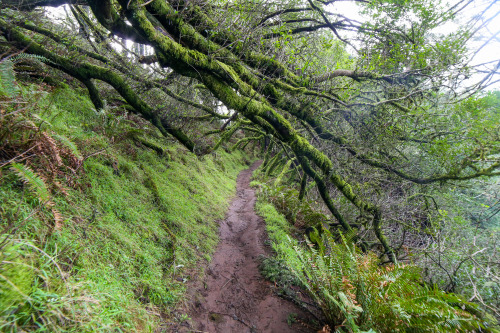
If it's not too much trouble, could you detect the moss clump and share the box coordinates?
[209,312,224,323]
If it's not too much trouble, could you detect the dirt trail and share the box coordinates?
[185,161,313,333]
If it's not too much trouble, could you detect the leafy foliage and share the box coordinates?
[10,163,50,203]
[0,59,17,98]
[253,164,328,229]
[291,230,493,332]
[257,197,497,332]
[0,0,499,330]
[0,53,51,98]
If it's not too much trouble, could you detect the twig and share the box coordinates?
[74,149,105,172]
[0,145,39,168]
[221,277,234,290]
[139,0,155,7]
[211,312,256,330]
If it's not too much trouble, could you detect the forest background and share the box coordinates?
[0,0,499,331]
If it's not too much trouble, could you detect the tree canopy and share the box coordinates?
[1,0,499,264]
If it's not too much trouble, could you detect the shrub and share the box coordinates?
[290,230,496,332]
[258,182,328,229]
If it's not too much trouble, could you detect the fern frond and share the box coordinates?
[51,208,63,231]
[31,114,53,128]
[1,54,51,98]
[0,60,18,98]
[53,134,82,160]
[10,163,50,203]
[41,132,62,166]
[10,54,52,65]
[286,228,494,332]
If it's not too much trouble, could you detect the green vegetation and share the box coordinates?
[253,155,498,331]
[255,185,498,332]
[0,75,251,331]
[1,0,499,331]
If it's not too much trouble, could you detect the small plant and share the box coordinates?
[259,182,328,228]
[259,256,301,297]
[0,58,17,98]
[10,163,51,203]
[177,313,191,322]
[0,53,50,98]
[287,312,297,327]
[7,145,65,232]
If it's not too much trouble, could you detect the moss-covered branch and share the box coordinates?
[298,157,350,231]
[298,171,308,201]
[231,135,264,151]
[0,20,197,152]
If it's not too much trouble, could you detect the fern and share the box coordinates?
[41,132,63,166]
[288,231,494,332]
[53,134,82,160]
[10,163,50,203]
[1,54,51,98]
[51,208,63,231]
[9,54,51,65]
[9,163,64,230]
[0,60,18,98]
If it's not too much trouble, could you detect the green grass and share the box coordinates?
[0,85,252,331]
[254,198,305,282]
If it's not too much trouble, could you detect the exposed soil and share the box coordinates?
[181,161,314,333]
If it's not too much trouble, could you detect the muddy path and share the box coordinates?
[183,161,314,333]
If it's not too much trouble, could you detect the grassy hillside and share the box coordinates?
[0,82,252,331]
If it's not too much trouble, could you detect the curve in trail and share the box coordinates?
[187,161,313,333]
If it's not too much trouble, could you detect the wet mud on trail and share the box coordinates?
[182,161,314,333]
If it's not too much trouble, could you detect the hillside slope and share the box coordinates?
[0,82,252,331]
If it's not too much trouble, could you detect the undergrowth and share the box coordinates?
[0,59,251,331]
[253,172,498,332]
